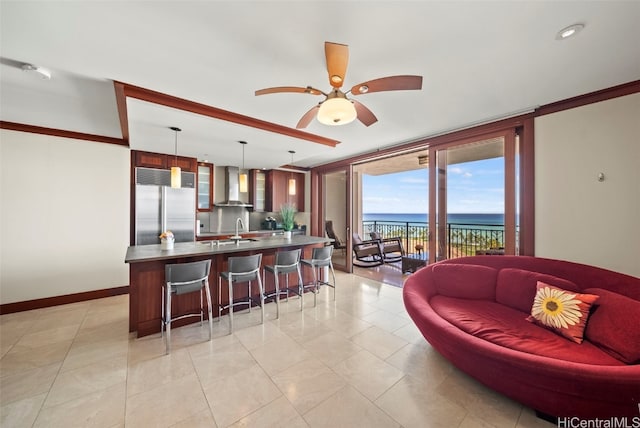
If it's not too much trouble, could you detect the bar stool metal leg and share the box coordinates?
[165,282,172,354]
[217,277,222,322]
[228,273,234,335]
[257,275,265,325]
[204,278,213,340]
[274,267,281,318]
[296,264,304,311]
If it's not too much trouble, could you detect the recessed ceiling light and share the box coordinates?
[21,63,51,80]
[556,23,585,40]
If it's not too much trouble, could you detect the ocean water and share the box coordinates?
[363,213,504,226]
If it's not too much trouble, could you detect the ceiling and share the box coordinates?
[1,1,639,170]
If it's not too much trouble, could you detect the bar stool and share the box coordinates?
[162,259,213,355]
[263,249,303,318]
[218,254,264,334]
[301,246,336,307]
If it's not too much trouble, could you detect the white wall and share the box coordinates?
[535,93,640,277]
[325,172,347,240]
[0,130,130,304]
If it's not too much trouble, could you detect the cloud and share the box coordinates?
[399,177,428,184]
[449,166,472,178]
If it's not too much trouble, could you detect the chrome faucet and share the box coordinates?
[232,217,244,240]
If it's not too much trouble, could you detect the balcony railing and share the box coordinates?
[362,220,505,259]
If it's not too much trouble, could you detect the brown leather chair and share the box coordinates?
[370,231,404,263]
[352,233,384,267]
[325,220,347,253]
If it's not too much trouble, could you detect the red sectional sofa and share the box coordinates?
[403,256,640,419]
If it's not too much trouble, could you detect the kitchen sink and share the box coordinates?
[198,238,258,247]
[219,238,259,245]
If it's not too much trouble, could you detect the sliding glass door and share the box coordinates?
[430,131,518,262]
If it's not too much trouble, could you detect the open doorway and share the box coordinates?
[352,150,429,287]
[321,169,351,272]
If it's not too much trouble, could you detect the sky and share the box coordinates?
[362,157,504,214]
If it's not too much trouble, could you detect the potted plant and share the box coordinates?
[280,203,297,239]
[159,230,175,250]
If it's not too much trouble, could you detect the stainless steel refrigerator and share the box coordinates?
[135,167,196,245]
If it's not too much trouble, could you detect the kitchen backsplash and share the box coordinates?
[197,207,310,234]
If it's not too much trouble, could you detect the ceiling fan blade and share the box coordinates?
[255,86,323,96]
[296,105,320,129]
[350,75,423,95]
[325,42,349,89]
[352,100,378,127]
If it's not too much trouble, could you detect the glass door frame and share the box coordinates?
[310,165,352,272]
[428,129,518,262]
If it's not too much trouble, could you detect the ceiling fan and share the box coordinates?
[255,41,423,129]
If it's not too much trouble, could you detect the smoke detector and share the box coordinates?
[21,63,51,80]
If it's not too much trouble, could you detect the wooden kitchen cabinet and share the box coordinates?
[266,170,305,212]
[249,169,266,212]
[170,156,197,173]
[133,150,197,172]
[134,150,167,169]
[197,162,214,211]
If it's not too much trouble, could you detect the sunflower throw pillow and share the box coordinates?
[527,282,599,344]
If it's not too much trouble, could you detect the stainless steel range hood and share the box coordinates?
[216,166,252,207]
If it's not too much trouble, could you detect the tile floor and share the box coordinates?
[0,271,555,428]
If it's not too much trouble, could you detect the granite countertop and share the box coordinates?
[125,235,331,263]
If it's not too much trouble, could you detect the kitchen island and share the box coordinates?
[125,235,331,337]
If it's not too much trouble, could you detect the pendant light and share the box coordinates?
[288,150,296,196]
[239,141,248,193]
[169,127,181,188]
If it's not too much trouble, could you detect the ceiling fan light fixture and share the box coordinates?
[317,97,356,126]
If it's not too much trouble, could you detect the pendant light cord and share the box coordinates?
[169,126,181,166]
[238,141,248,169]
